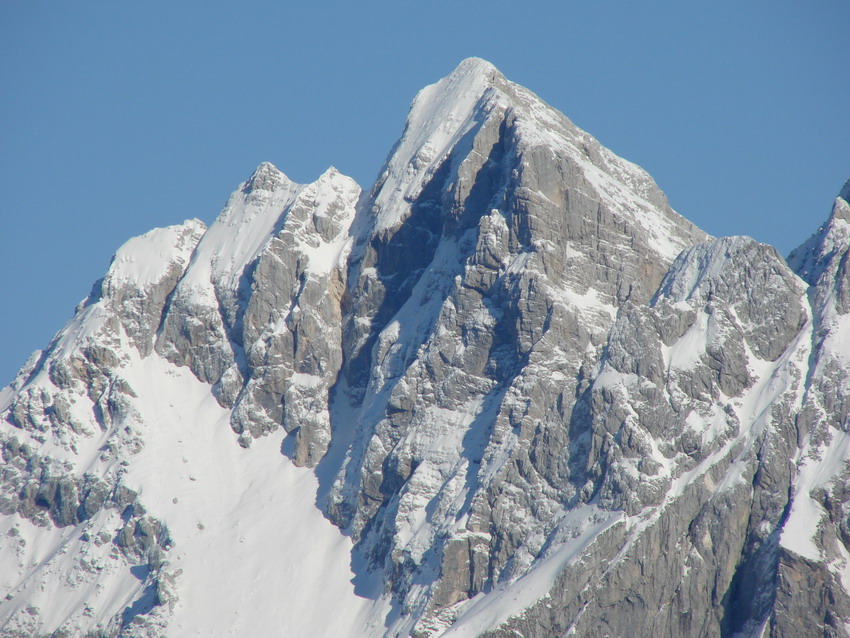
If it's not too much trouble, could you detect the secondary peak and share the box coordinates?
[243,161,291,193]
[450,57,503,82]
[839,177,850,207]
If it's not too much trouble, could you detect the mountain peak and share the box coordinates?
[788,178,850,285]
[446,56,504,85]
[243,161,291,193]
[6,58,850,638]
[316,165,354,186]
[429,56,508,107]
[368,57,702,263]
[837,177,850,220]
[367,59,515,231]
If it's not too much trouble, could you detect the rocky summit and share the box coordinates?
[0,58,848,637]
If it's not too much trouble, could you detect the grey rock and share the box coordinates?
[155,164,358,465]
[324,57,708,629]
[229,167,358,465]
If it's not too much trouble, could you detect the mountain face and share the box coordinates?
[0,58,847,637]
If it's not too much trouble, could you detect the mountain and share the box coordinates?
[0,57,848,637]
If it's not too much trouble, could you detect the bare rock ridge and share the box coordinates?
[0,57,848,637]
[325,55,708,634]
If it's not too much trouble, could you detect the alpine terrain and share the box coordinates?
[1,58,849,637]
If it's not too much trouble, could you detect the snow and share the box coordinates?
[656,236,753,303]
[442,505,623,637]
[548,281,617,320]
[371,57,502,232]
[104,220,206,288]
[2,56,847,637]
[827,312,850,367]
[177,163,303,296]
[558,146,685,262]
[392,398,484,556]
[0,332,383,636]
[781,429,850,560]
[730,330,808,439]
[289,372,324,388]
[0,507,144,635]
[593,368,640,390]
[488,73,700,263]
[811,270,850,368]
[788,196,849,286]
[116,353,377,637]
[369,55,701,269]
[164,162,358,324]
[660,308,710,371]
[288,167,359,277]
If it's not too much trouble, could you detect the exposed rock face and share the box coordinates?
[0,166,358,635]
[324,58,708,632]
[467,196,850,638]
[155,163,358,463]
[1,58,849,637]
[478,235,812,637]
[218,166,358,464]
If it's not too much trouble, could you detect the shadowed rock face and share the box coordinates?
[154,164,359,464]
[1,58,849,637]
[323,57,710,630]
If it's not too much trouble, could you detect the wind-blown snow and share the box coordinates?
[371,57,501,232]
[105,220,207,288]
[0,508,141,635]
[177,162,302,298]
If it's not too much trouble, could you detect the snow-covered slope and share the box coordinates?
[0,164,364,636]
[1,58,849,637]
[0,348,375,637]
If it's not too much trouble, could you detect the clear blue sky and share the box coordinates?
[1,1,848,385]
